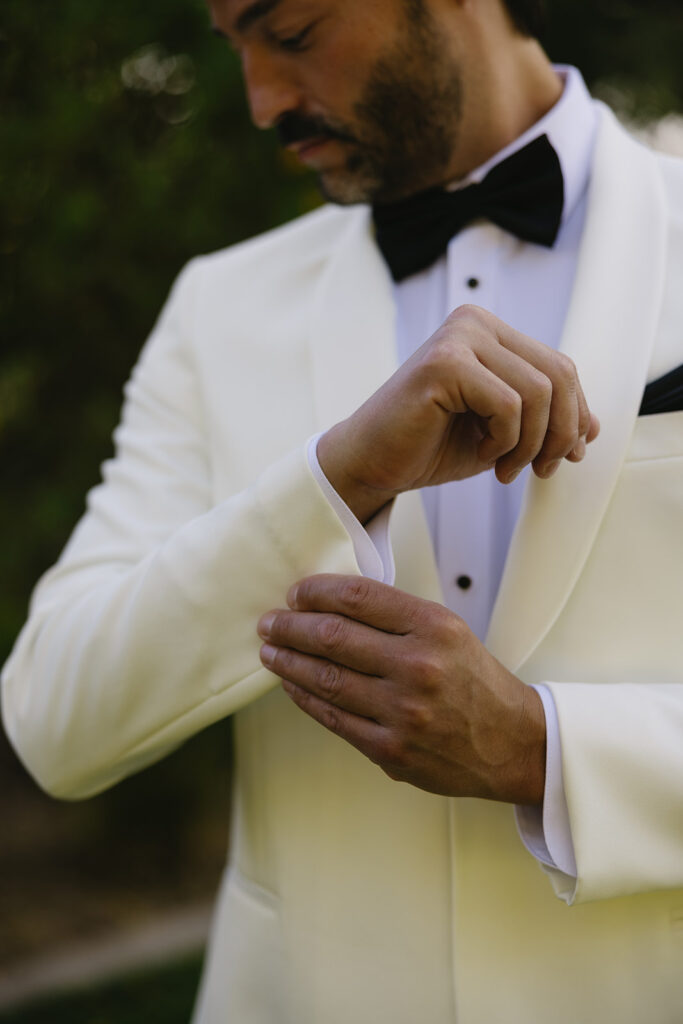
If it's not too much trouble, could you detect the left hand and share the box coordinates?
[258,574,546,806]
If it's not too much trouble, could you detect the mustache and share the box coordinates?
[276,112,356,147]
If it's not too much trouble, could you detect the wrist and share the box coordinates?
[514,684,547,807]
[317,428,397,525]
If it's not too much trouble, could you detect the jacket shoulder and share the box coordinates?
[188,202,362,287]
[150,202,371,350]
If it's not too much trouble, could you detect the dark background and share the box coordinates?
[1,0,682,969]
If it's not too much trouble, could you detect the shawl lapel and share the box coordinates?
[486,107,668,671]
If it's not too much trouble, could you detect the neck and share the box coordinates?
[444,38,563,184]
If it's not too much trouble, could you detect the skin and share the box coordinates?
[210,0,600,806]
[209,0,563,199]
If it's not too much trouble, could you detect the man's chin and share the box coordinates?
[316,168,377,206]
[317,163,437,206]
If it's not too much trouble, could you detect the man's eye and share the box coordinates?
[277,24,314,52]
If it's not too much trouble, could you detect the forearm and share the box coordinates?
[2,448,359,798]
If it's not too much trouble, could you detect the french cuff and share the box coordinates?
[307,433,396,585]
[515,684,578,903]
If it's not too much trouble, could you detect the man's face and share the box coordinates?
[209,0,466,203]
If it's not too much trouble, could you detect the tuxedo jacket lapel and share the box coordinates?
[308,207,398,429]
[486,107,668,671]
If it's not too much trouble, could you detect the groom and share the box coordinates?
[4,0,683,1019]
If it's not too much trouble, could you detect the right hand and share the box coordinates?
[317,304,600,523]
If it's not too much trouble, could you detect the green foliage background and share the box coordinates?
[0,0,682,965]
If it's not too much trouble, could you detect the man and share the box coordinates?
[3,0,683,1020]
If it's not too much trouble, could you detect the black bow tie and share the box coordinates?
[372,134,565,282]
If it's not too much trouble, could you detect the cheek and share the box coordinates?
[306,62,358,118]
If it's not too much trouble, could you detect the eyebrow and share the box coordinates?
[234,0,284,37]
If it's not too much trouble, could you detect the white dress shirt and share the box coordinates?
[311,67,599,890]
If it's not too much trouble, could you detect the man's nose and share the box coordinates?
[242,48,302,129]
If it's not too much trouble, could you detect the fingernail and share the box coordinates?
[257,612,276,638]
[260,643,277,666]
[287,583,299,609]
[573,437,586,460]
[506,468,521,484]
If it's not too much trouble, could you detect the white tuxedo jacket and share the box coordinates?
[3,107,683,1022]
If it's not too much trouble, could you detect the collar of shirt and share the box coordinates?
[445,65,598,233]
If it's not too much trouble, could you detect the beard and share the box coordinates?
[276,4,464,204]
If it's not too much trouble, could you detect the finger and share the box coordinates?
[537,355,587,473]
[257,606,398,677]
[587,412,600,443]
[285,575,421,634]
[260,642,388,720]
[564,412,600,462]
[465,343,554,482]
[490,324,601,474]
[280,677,390,767]
[530,373,582,475]
[286,574,458,647]
[443,352,523,464]
[493,336,582,474]
[442,309,599,480]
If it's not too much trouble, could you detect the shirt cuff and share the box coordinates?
[515,684,577,881]
[307,434,396,585]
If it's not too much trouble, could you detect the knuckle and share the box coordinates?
[499,387,523,420]
[378,733,408,771]
[316,660,344,702]
[422,600,454,634]
[316,614,347,654]
[338,576,372,613]
[400,698,431,732]
[524,371,552,408]
[446,303,489,329]
[421,332,457,376]
[552,352,578,388]
[424,335,454,371]
[425,311,490,377]
[410,651,443,692]
[319,702,342,735]
[438,305,490,352]
[443,610,467,644]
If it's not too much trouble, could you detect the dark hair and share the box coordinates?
[503,0,545,37]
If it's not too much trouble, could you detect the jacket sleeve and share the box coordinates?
[537,408,683,905]
[540,680,683,904]
[1,260,361,799]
